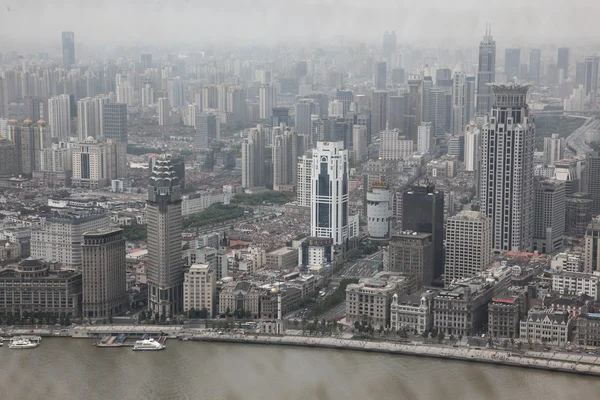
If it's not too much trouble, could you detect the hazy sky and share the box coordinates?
[2,0,600,49]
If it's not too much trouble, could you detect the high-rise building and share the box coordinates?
[402,184,444,279]
[48,94,71,138]
[71,138,120,187]
[444,210,492,285]
[103,103,127,143]
[475,29,496,115]
[0,136,18,177]
[584,221,600,273]
[226,86,247,122]
[380,129,413,160]
[77,97,107,141]
[62,31,75,68]
[141,54,152,69]
[273,129,299,191]
[297,154,312,208]
[557,48,570,79]
[505,48,521,81]
[374,62,387,90]
[241,126,265,188]
[428,86,448,139]
[147,155,185,316]
[352,125,367,161]
[387,95,405,131]
[385,231,433,290]
[158,97,171,126]
[533,178,566,254]
[167,77,185,108]
[417,122,432,153]
[565,193,593,237]
[195,112,218,150]
[576,61,586,86]
[310,141,350,248]
[464,123,480,172]
[465,76,476,123]
[24,96,43,122]
[336,89,354,116]
[586,156,600,215]
[391,67,405,85]
[295,99,318,136]
[543,134,565,166]
[82,229,128,319]
[183,264,216,316]
[259,84,276,120]
[436,68,453,88]
[404,80,422,142]
[584,56,599,103]
[0,77,8,118]
[31,211,110,269]
[367,184,391,241]
[480,84,535,252]
[141,82,154,107]
[7,120,50,175]
[529,49,541,85]
[382,31,397,62]
[371,90,388,138]
[451,70,466,134]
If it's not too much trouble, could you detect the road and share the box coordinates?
[565,116,599,156]
[339,251,383,280]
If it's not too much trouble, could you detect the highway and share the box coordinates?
[565,116,600,156]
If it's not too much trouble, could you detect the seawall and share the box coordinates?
[189,333,600,377]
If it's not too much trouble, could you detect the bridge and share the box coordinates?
[530,110,600,118]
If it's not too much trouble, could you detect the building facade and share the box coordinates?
[183,264,216,317]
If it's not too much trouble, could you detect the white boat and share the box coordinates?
[132,338,165,351]
[9,338,39,349]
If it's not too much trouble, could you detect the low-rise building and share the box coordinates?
[519,309,572,347]
[487,287,529,339]
[183,264,216,317]
[259,286,302,319]
[577,313,600,347]
[552,271,600,300]
[346,272,410,329]
[0,258,82,317]
[266,247,298,269]
[390,290,435,334]
[550,252,583,273]
[218,281,260,318]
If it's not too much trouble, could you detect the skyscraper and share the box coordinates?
[445,210,492,285]
[533,179,565,254]
[382,31,397,62]
[141,54,153,69]
[71,138,121,187]
[584,56,599,103]
[259,84,276,120]
[241,126,265,188]
[158,97,171,126]
[451,70,466,134]
[297,154,313,208]
[48,94,71,138]
[352,125,368,161]
[543,133,565,166]
[428,86,448,140]
[272,128,299,191]
[82,229,129,319]
[387,95,405,131]
[557,48,570,79]
[529,49,541,85]
[374,62,387,90]
[480,84,535,252]
[147,155,185,316]
[402,184,444,279]
[504,48,521,81]
[371,90,388,138]
[310,141,350,256]
[586,156,600,215]
[195,112,218,150]
[464,123,480,172]
[295,98,319,136]
[475,28,496,116]
[62,31,75,68]
[385,232,433,290]
[404,80,422,142]
[0,77,8,118]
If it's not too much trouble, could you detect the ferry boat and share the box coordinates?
[132,338,165,351]
[9,338,39,349]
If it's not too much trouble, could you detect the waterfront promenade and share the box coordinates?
[188,332,600,377]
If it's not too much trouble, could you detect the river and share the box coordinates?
[2,338,599,400]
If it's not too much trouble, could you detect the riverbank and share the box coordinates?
[188,332,600,377]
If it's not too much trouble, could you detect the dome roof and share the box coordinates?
[23,119,33,125]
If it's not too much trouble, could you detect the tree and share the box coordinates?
[510,338,515,349]
[225,308,232,318]
[354,321,361,332]
[378,325,385,336]
[430,328,438,339]
[503,339,509,350]
[449,334,455,344]
[487,336,494,348]
[438,332,445,343]
[528,338,533,349]
[140,311,147,322]
[108,315,113,324]
[517,341,523,351]
[188,308,196,319]
[421,330,429,339]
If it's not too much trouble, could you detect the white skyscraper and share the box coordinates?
[297,154,312,208]
[241,126,265,188]
[167,77,185,108]
[480,84,535,252]
[352,125,367,161]
[77,96,107,141]
[272,129,299,191]
[48,94,71,138]
[444,210,492,285]
[158,97,171,126]
[451,70,466,134]
[311,141,349,247]
[464,123,480,172]
[417,122,432,153]
[543,134,565,166]
[116,82,135,106]
[259,84,275,120]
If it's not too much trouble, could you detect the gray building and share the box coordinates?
[147,155,185,316]
[475,29,496,115]
[565,193,593,237]
[533,178,565,254]
[82,229,128,319]
[195,112,218,150]
[103,103,127,143]
[557,48,570,79]
[504,48,521,81]
[529,49,541,85]
[384,231,433,290]
[62,31,75,68]
[295,99,319,136]
[374,61,387,90]
[371,90,388,138]
[387,95,405,131]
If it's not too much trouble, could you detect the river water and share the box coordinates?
[2,338,599,400]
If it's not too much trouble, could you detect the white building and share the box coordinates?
[71,138,123,188]
[550,252,583,273]
[519,309,571,347]
[390,291,434,334]
[183,264,216,317]
[564,85,586,112]
[367,184,391,240]
[444,210,492,286]
[328,100,344,118]
[417,122,432,153]
[464,122,480,172]
[181,191,225,216]
[296,154,312,208]
[451,69,466,134]
[77,96,107,141]
[158,97,171,126]
[552,271,600,300]
[543,134,565,166]
[479,84,535,252]
[380,129,413,160]
[116,82,135,106]
[259,84,275,120]
[141,83,154,107]
[48,94,71,138]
